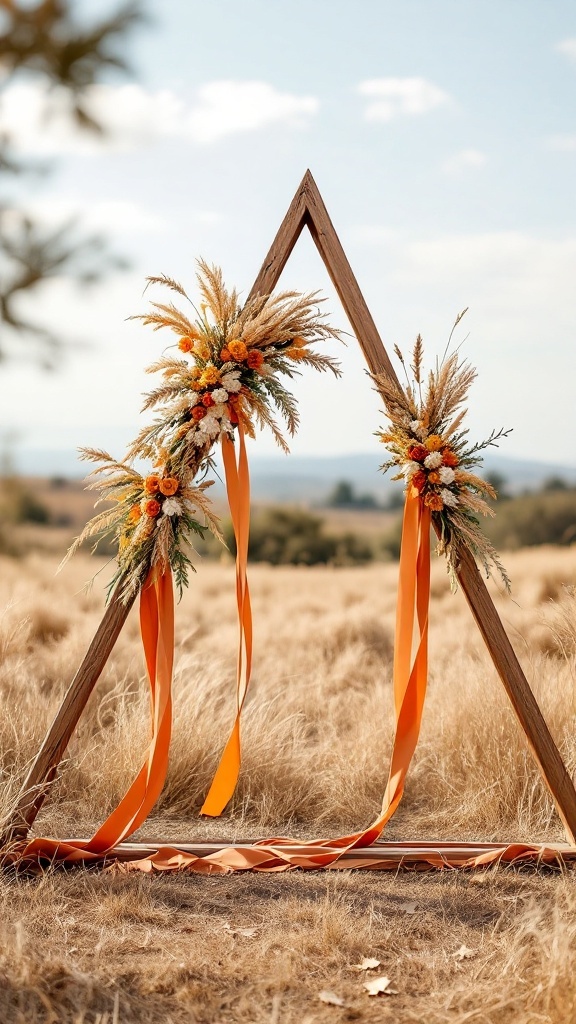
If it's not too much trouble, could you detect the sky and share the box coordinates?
[2,0,576,470]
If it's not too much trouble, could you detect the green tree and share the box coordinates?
[0,0,143,366]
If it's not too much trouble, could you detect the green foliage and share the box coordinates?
[0,1,142,364]
[224,507,374,566]
[0,477,51,526]
[484,488,576,549]
[324,480,379,510]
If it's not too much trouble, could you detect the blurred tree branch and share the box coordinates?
[0,0,144,365]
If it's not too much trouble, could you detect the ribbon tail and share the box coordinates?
[86,568,174,853]
[201,423,253,816]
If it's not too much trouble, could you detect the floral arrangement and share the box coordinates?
[66,261,341,598]
[376,327,511,589]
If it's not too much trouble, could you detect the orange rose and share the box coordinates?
[144,498,161,517]
[424,492,444,511]
[178,336,193,353]
[427,471,440,485]
[220,347,232,362]
[442,448,459,467]
[247,350,264,370]
[412,470,427,492]
[159,477,179,496]
[192,405,206,420]
[144,475,161,494]
[202,392,215,407]
[408,444,428,462]
[228,339,248,361]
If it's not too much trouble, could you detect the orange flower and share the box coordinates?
[425,434,444,452]
[228,339,248,361]
[128,504,142,524]
[178,336,193,353]
[412,470,427,492]
[287,347,306,360]
[202,392,215,407]
[144,498,161,517]
[247,350,264,370]
[159,476,179,496]
[292,335,307,348]
[190,366,201,380]
[408,444,428,462]
[220,347,232,362]
[192,405,206,420]
[424,492,444,511]
[427,471,440,485]
[199,365,221,387]
[442,448,459,467]
[144,475,161,494]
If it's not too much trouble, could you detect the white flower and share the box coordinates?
[189,392,200,408]
[424,452,442,470]
[410,420,425,438]
[162,498,182,517]
[187,429,205,446]
[199,414,221,438]
[212,403,228,419]
[439,465,455,484]
[402,460,421,479]
[212,388,228,403]
[440,488,458,508]
[221,371,241,393]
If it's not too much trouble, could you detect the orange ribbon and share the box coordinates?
[21,568,174,862]
[201,420,253,816]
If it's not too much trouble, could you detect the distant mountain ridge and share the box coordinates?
[11,447,576,505]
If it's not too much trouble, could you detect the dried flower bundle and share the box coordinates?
[376,326,511,590]
[66,261,342,599]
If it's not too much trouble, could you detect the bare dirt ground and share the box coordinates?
[1,548,575,1023]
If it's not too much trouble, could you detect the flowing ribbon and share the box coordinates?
[13,491,576,874]
[21,568,174,862]
[201,420,253,816]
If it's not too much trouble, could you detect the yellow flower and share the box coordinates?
[199,365,221,387]
[228,339,249,361]
[425,435,444,452]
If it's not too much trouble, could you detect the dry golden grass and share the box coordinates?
[1,547,576,1023]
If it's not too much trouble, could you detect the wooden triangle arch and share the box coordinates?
[3,169,576,851]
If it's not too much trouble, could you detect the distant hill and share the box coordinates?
[10,447,576,505]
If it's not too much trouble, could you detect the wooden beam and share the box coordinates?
[249,169,576,844]
[4,169,576,853]
[1,582,136,845]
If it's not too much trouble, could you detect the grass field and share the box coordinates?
[1,546,576,1023]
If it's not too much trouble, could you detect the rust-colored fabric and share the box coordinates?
[201,422,253,816]
[20,569,174,862]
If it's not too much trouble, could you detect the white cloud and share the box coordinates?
[0,80,319,155]
[442,148,487,174]
[556,38,576,60]
[6,197,167,234]
[546,134,576,152]
[181,81,319,143]
[357,77,451,122]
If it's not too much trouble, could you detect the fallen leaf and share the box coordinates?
[351,956,381,971]
[454,944,476,961]
[363,975,398,997]
[319,990,346,1007]
[399,900,418,915]
[222,922,258,938]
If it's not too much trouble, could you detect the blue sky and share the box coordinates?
[2,0,576,468]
